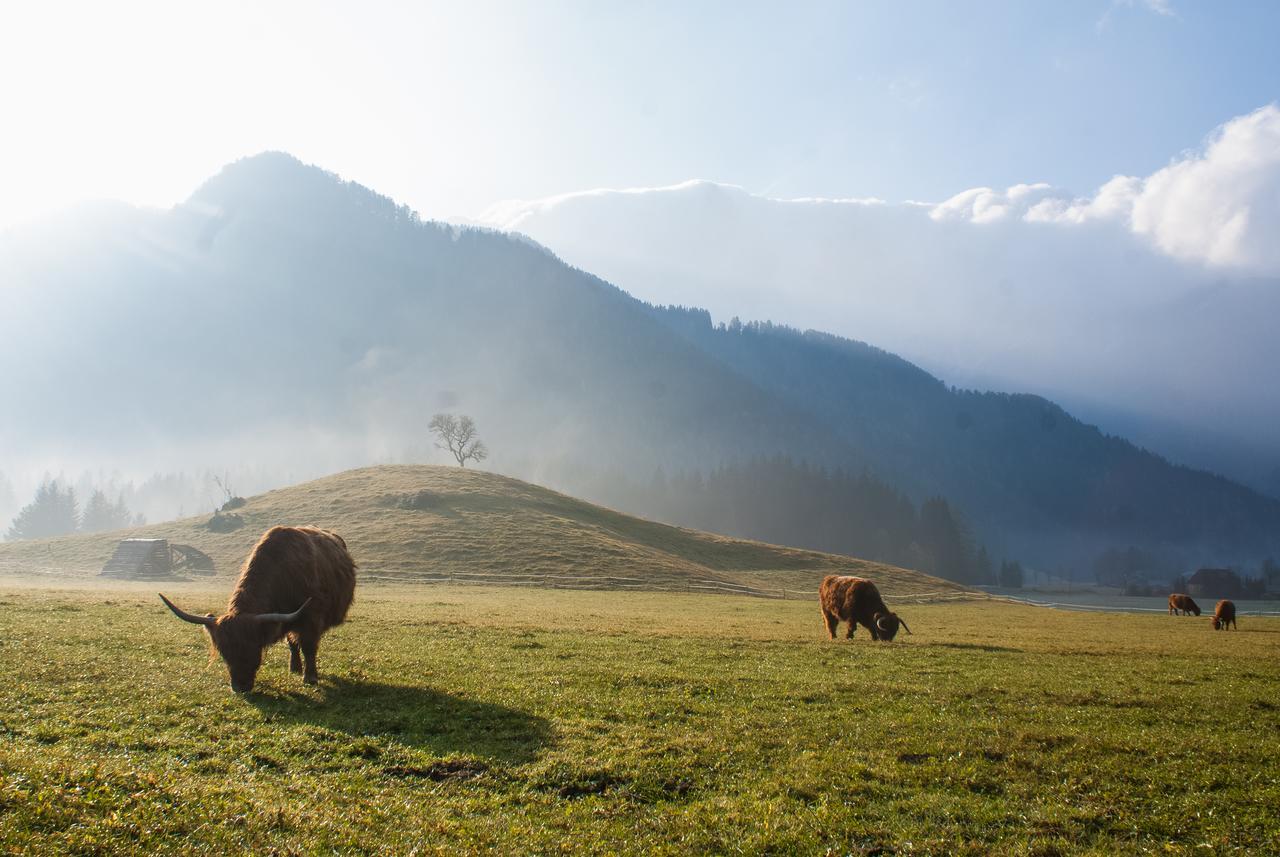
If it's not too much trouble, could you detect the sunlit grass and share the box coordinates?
[1,583,1277,854]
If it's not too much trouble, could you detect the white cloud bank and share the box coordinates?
[475,105,1280,490]
[930,104,1280,273]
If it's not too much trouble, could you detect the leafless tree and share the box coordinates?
[212,473,234,505]
[429,413,488,467]
[211,472,246,510]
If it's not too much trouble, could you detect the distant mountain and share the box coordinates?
[476,159,1280,499]
[2,152,1278,575]
[1,153,848,477]
[644,309,1280,568]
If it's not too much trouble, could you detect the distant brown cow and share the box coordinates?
[1168,593,1201,616]
[1212,599,1237,631]
[819,575,912,641]
[160,526,356,693]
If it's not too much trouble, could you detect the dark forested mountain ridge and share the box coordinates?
[645,307,1280,566]
[2,152,1277,573]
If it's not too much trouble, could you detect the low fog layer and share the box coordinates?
[479,105,1280,495]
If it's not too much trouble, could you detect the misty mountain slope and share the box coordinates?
[0,153,854,478]
[647,307,1280,563]
[0,465,962,598]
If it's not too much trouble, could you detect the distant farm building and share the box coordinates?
[100,539,215,580]
[1186,567,1242,599]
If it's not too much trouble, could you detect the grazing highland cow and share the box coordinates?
[1168,593,1201,616]
[1212,599,1237,631]
[819,575,912,641]
[160,526,356,693]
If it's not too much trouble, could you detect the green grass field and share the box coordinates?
[2,581,1277,855]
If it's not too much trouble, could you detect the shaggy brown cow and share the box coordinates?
[1212,599,1237,631]
[160,526,356,693]
[819,575,912,641]
[1168,593,1201,616]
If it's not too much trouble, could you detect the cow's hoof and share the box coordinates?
[303,675,318,686]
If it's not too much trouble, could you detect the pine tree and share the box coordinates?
[5,481,79,540]
[999,559,1024,589]
[81,490,136,533]
[81,490,111,533]
[975,546,994,585]
[919,497,976,583]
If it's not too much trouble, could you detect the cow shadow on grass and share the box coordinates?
[926,641,1024,654]
[247,676,553,764]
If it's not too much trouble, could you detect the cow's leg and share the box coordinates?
[845,619,856,640]
[287,634,303,674]
[299,635,320,685]
[822,609,839,640]
[866,621,880,641]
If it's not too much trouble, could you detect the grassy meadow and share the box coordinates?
[2,581,1277,855]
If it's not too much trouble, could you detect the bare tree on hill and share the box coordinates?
[429,413,488,467]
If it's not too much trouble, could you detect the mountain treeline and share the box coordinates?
[646,307,1280,570]
[581,456,1001,586]
[3,479,145,541]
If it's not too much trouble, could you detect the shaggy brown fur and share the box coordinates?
[160,526,356,692]
[1212,599,1237,631]
[819,575,911,641]
[1168,593,1201,616]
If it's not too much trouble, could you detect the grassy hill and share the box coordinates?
[0,465,965,599]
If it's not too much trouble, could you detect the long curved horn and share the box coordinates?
[252,598,312,624]
[898,617,913,635]
[159,593,216,627]
[876,615,892,632]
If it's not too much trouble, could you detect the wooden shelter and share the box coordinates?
[100,539,214,580]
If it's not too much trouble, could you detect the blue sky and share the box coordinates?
[1,1,1276,226]
[523,1,1279,204]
